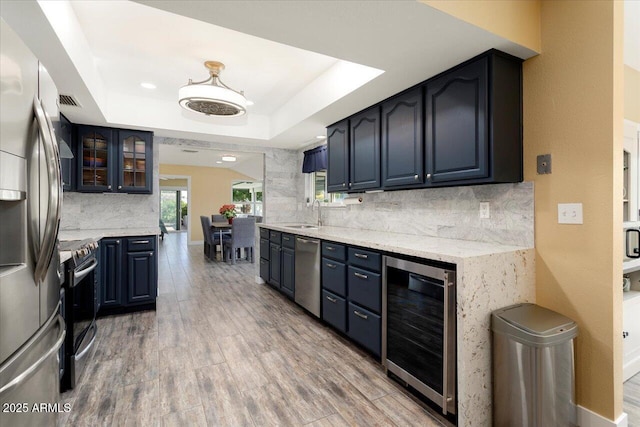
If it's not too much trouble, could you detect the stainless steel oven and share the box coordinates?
[60,240,99,391]
[382,256,457,418]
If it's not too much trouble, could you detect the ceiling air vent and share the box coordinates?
[59,94,81,107]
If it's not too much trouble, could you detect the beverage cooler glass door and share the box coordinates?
[383,256,456,416]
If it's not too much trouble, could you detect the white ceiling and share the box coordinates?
[1,1,542,149]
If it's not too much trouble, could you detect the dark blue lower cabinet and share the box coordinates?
[126,251,156,304]
[322,258,347,297]
[347,266,381,312]
[322,290,347,333]
[281,247,294,298]
[98,235,157,315]
[259,257,269,283]
[347,302,381,357]
[100,238,123,309]
[269,243,281,288]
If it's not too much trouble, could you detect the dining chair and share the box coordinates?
[223,217,256,264]
[212,214,226,222]
[200,216,228,260]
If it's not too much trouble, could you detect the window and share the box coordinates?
[232,181,263,216]
[306,170,345,205]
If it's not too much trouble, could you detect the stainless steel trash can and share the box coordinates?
[492,303,578,427]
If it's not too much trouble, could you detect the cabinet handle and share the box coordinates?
[107,185,112,190]
[131,240,150,244]
[326,263,337,269]
[354,272,368,280]
[326,296,337,303]
[118,185,122,190]
[342,183,346,187]
[149,252,153,256]
[354,310,368,320]
[326,246,335,251]
[414,174,419,180]
[354,253,368,259]
[283,237,290,241]
[426,173,432,180]
[349,182,352,187]
[115,240,120,244]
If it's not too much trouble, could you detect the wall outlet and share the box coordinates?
[479,202,490,219]
[558,203,583,224]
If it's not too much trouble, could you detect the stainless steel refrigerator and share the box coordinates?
[0,17,65,426]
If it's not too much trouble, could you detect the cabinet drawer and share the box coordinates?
[269,231,281,244]
[322,290,347,333]
[322,241,346,261]
[347,266,381,313]
[348,247,381,272]
[259,258,269,282]
[259,228,269,239]
[282,233,295,249]
[348,302,381,357]
[125,236,156,252]
[322,258,347,297]
[260,238,270,260]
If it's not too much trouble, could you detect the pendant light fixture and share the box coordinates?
[179,61,247,117]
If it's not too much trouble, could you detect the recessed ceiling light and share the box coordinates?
[246,100,254,106]
[222,156,236,162]
[316,135,325,139]
[141,82,156,89]
[216,161,223,164]
[182,149,199,153]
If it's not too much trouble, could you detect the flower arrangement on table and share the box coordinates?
[219,204,237,223]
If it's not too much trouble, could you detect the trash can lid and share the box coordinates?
[492,303,577,346]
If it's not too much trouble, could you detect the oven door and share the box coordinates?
[67,255,98,389]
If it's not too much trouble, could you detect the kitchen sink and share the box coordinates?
[284,224,319,230]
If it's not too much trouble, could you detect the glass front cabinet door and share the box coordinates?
[75,126,153,194]
[77,126,114,192]
[117,130,152,194]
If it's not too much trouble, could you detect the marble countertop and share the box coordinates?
[259,223,530,264]
[59,227,160,264]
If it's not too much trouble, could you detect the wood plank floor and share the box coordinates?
[626,372,640,426]
[58,232,445,427]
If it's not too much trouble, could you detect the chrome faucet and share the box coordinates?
[312,199,322,227]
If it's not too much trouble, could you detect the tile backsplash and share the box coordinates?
[59,143,159,230]
[302,182,535,247]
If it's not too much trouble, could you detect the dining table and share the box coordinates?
[211,221,232,259]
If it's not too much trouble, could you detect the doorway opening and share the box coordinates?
[160,189,188,232]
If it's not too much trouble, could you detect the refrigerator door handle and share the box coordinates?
[32,97,62,284]
[0,314,65,396]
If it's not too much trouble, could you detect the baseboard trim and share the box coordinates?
[578,405,628,427]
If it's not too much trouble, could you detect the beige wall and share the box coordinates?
[423,0,541,53]
[160,178,188,188]
[159,164,253,242]
[626,65,640,123]
[522,1,624,420]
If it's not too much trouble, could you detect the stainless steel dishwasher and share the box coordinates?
[295,236,321,317]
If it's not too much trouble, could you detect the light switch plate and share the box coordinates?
[558,203,583,224]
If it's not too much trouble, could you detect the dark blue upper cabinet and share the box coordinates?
[327,119,349,193]
[425,57,488,183]
[349,106,381,191]
[117,130,153,194]
[76,125,114,193]
[75,125,153,194]
[381,87,424,188]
